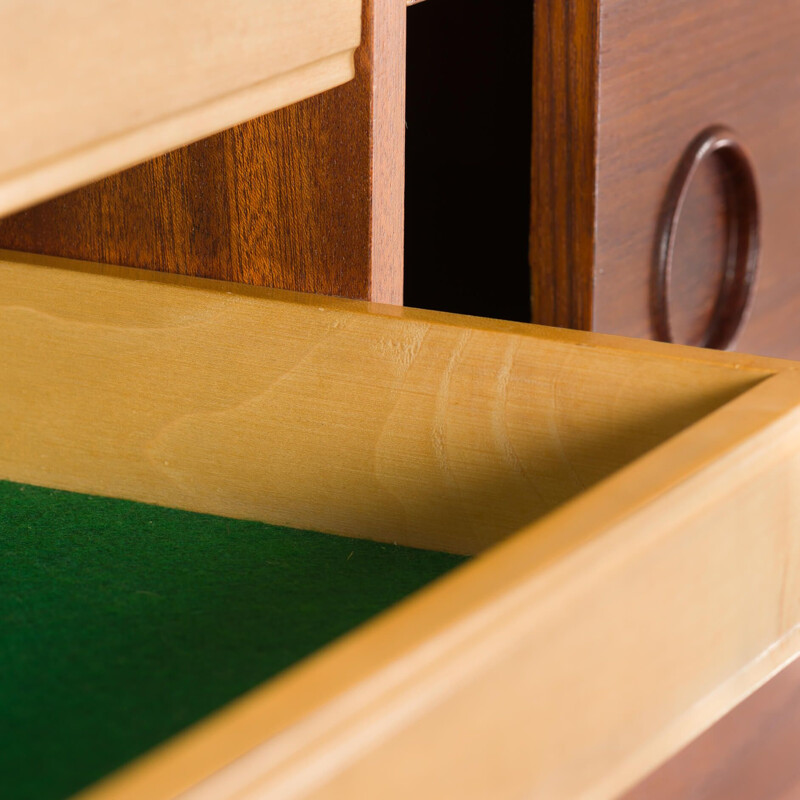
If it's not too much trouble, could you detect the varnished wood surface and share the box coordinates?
[529,0,597,329]
[0,0,360,216]
[0,0,404,304]
[623,657,800,800]
[6,252,800,799]
[594,0,800,359]
[0,250,767,557]
[530,0,800,359]
[666,156,729,347]
[369,0,406,303]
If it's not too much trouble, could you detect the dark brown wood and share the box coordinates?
[529,0,598,330]
[622,657,800,800]
[0,0,405,305]
[530,0,800,359]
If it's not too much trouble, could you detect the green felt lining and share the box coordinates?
[0,480,465,800]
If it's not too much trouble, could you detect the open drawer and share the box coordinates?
[2,252,800,799]
[0,0,361,217]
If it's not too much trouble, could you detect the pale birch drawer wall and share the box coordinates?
[0,0,361,217]
[4,251,800,799]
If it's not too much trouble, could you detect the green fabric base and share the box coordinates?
[0,480,465,800]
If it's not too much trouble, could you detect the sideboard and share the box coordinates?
[2,2,799,798]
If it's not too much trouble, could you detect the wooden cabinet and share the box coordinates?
[530,0,800,359]
[0,0,403,304]
[0,0,362,218]
[5,252,800,799]
[4,0,800,356]
[3,1,800,797]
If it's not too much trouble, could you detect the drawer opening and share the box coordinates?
[1,251,778,800]
[1,252,763,556]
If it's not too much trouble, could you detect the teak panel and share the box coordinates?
[623,656,800,800]
[0,0,361,216]
[530,0,800,359]
[529,0,598,330]
[4,253,800,799]
[0,0,404,304]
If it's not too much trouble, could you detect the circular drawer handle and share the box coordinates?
[653,126,760,350]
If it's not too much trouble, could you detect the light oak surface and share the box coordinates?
[0,251,771,555]
[0,0,404,305]
[0,0,361,217]
[4,253,800,799]
[94,368,800,800]
[623,655,800,800]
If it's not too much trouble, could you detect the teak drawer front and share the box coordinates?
[4,251,800,799]
[597,0,800,357]
[0,0,361,218]
[532,0,800,359]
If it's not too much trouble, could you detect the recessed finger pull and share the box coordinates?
[653,126,760,350]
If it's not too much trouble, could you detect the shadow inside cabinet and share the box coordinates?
[404,0,533,323]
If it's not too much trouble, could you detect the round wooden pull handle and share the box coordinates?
[653,126,760,350]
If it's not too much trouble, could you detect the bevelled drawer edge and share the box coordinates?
[0,0,360,217]
[81,371,800,800]
[0,250,775,555]
[4,251,800,799]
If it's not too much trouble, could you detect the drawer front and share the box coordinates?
[5,252,800,799]
[531,0,800,359]
[0,0,361,217]
[594,0,800,357]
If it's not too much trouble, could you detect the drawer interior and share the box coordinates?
[1,252,766,556]
[1,480,464,800]
[2,252,788,799]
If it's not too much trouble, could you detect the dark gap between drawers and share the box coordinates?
[404,0,533,323]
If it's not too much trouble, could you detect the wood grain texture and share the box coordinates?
[0,0,404,304]
[667,156,730,347]
[593,0,800,359]
[369,0,407,303]
[6,252,800,799]
[77,368,800,800]
[530,0,800,359]
[529,0,598,329]
[0,0,361,216]
[623,656,800,800]
[0,251,768,557]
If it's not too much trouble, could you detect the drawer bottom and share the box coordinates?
[0,480,464,800]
